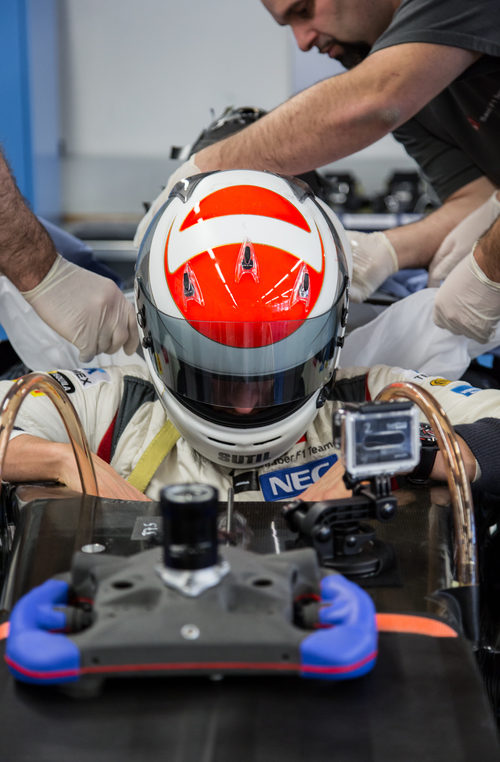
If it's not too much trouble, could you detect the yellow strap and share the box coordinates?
[126,421,180,493]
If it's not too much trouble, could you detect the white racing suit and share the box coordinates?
[4,363,500,501]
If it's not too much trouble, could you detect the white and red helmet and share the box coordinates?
[135,170,351,468]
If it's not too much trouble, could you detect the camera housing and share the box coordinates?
[333,401,420,481]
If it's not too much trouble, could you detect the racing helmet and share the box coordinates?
[135,169,351,469]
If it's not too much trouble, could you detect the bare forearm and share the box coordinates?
[385,176,497,269]
[0,152,56,290]
[197,73,395,175]
[2,434,71,484]
[195,44,425,175]
[195,44,478,177]
[3,433,151,501]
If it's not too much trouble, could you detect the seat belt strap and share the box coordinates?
[126,421,180,493]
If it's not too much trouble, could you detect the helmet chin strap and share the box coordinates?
[317,376,336,407]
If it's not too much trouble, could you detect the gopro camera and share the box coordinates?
[333,401,420,480]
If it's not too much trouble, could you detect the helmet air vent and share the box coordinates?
[235,240,260,283]
[290,263,311,307]
[182,263,204,306]
[183,271,194,297]
[242,245,253,269]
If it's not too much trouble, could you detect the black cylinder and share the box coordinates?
[161,484,219,570]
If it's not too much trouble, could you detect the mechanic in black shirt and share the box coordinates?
[163,0,500,343]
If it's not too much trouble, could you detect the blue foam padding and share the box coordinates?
[6,579,81,684]
[300,574,377,680]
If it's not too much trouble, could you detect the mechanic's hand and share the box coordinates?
[298,459,352,501]
[348,231,398,303]
[428,191,500,286]
[133,156,200,248]
[433,249,500,343]
[21,254,138,362]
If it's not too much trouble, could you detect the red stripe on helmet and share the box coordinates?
[179,186,311,232]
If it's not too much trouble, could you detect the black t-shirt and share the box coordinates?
[370,0,500,201]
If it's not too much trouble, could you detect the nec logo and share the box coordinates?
[260,455,337,501]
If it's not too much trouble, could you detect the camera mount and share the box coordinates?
[282,472,397,577]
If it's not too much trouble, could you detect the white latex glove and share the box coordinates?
[428,191,500,286]
[433,249,500,343]
[133,156,200,249]
[22,254,139,362]
[348,231,398,303]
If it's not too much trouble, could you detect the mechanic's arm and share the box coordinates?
[1,434,151,502]
[386,177,497,270]
[475,216,500,282]
[0,153,56,290]
[348,176,496,302]
[427,188,500,285]
[194,43,478,176]
[0,152,138,362]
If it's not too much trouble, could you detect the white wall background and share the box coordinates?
[58,0,416,220]
[58,0,290,218]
